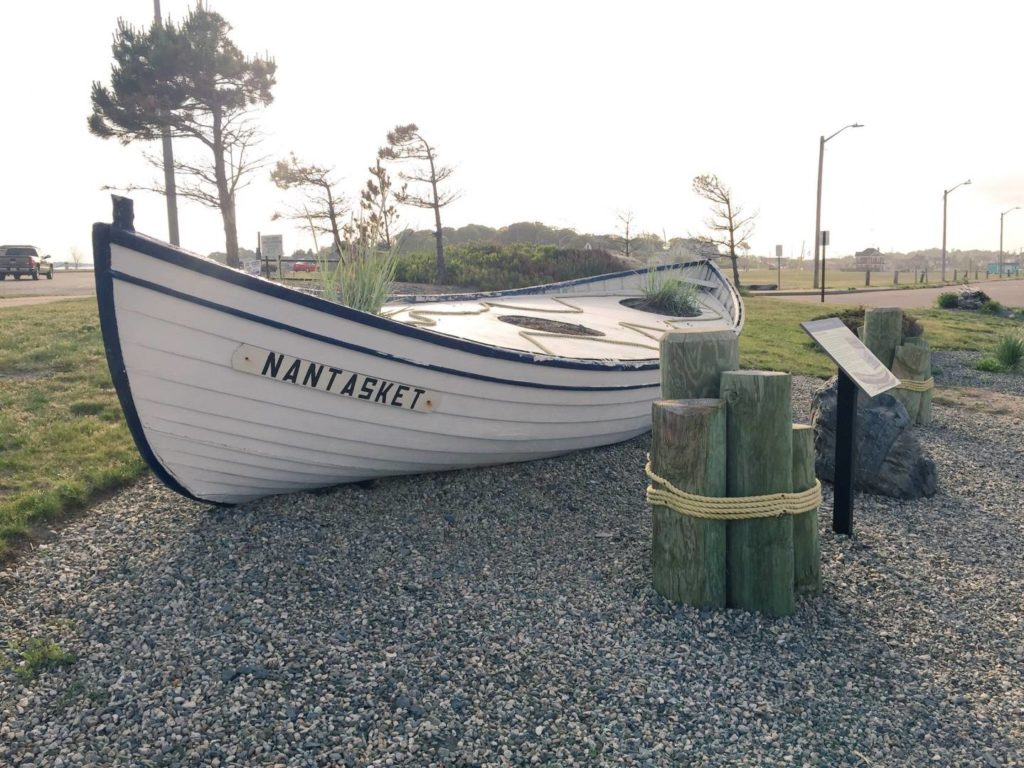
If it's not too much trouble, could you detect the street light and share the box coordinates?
[813,123,864,290]
[1000,206,1021,276]
[941,179,971,282]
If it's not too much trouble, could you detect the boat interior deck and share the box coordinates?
[381,292,736,361]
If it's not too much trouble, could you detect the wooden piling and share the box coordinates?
[891,342,932,425]
[791,424,821,595]
[863,307,903,369]
[660,329,739,400]
[650,400,727,608]
[720,371,795,616]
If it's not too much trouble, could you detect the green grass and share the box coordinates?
[732,267,989,292]
[739,297,1024,377]
[7,637,76,683]
[0,299,145,557]
[994,333,1024,371]
[637,275,701,317]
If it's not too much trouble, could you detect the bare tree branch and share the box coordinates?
[691,174,758,289]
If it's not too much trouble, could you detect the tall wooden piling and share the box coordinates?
[863,307,903,369]
[650,400,727,608]
[791,424,821,595]
[720,371,795,616]
[660,329,740,400]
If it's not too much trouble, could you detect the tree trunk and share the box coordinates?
[221,199,239,268]
[426,148,446,283]
[730,253,741,289]
[212,108,240,267]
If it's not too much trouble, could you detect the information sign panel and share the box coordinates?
[260,234,283,261]
[801,318,899,398]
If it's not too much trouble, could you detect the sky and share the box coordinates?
[3,0,1024,264]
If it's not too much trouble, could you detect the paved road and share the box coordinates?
[0,269,95,308]
[769,278,1024,308]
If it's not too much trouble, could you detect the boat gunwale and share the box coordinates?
[103,225,740,371]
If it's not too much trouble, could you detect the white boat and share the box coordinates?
[94,201,743,504]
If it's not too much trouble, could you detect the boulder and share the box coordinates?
[956,289,989,311]
[811,377,937,499]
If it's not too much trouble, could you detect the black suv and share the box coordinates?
[0,245,53,280]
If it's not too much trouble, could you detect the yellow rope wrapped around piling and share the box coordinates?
[895,377,934,392]
[645,460,821,520]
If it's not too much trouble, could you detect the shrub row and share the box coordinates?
[393,244,628,291]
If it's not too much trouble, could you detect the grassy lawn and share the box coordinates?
[740,297,1023,377]
[0,294,1018,557]
[0,299,144,557]
[732,267,1016,292]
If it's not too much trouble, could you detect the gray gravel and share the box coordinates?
[934,349,1024,396]
[2,375,1023,767]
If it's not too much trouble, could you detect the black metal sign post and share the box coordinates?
[819,230,829,304]
[801,318,900,536]
[833,369,857,534]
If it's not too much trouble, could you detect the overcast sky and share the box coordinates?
[4,1,1024,263]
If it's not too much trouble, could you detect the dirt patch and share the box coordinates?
[497,315,605,336]
[933,386,1024,422]
[0,368,55,381]
[0,296,83,309]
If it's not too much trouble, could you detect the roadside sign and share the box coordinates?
[260,234,283,261]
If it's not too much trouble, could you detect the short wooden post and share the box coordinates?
[865,270,871,287]
[891,342,932,425]
[893,270,899,286]
[650,400,727,608]
[863,307,903,369]
[792,424,821,595]
[720,371,795,616]
[660,329,739,400]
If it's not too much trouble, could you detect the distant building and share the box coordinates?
[854,247,886,272]
[987,262,1020,276]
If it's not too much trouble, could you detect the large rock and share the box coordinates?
[956,289,989,311]
[810,377,937,499]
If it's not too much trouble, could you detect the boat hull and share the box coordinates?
[94,225,741,504]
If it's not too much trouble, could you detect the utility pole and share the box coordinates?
[941,179,971,282]
[1000,206,1021,277]
[154,0,179,245]
[813,123,863,289]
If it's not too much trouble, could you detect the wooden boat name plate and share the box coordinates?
[231,344,438,413]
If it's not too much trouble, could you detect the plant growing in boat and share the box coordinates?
[314,221,397,315]
[622,267,702,317]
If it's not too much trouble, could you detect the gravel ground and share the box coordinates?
[934,349,1024,396]
[2,376,1023,767]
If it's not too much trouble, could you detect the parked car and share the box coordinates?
[0,245,54,280]
[292,261,318,272]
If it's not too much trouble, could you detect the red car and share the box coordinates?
[292,261,318,272]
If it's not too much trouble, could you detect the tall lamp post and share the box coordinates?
[813,123,864,289]
[941,179,971,282]
[1000,206,1021,276]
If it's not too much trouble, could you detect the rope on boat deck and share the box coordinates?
[645,460,822,520]
[389,293,729,356]
[402,297,585,327]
